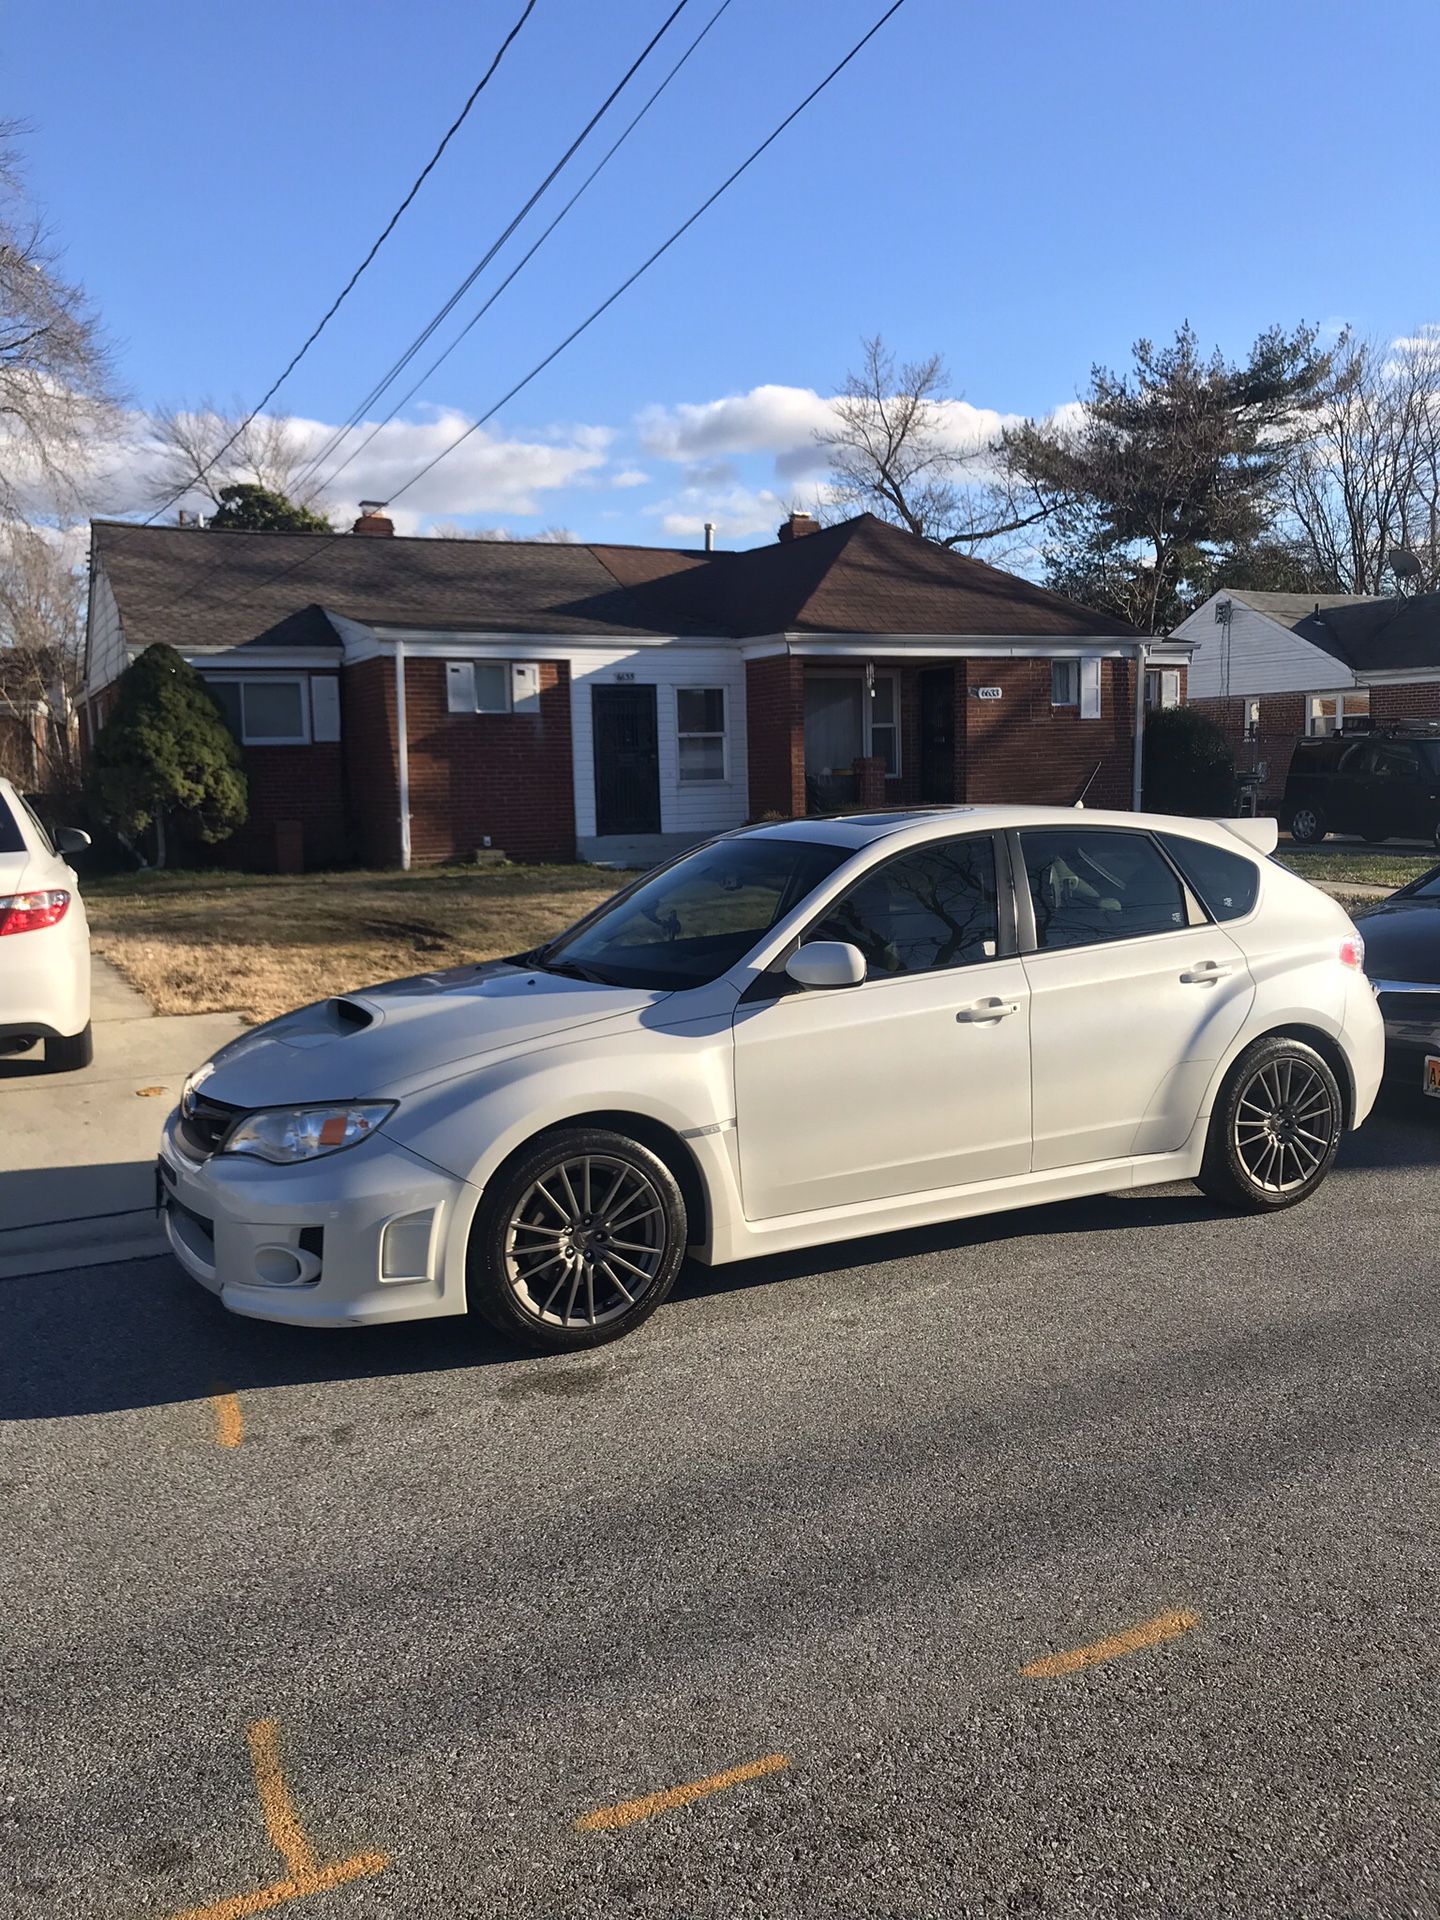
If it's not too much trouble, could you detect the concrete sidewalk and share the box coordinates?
[0,960,246,1277]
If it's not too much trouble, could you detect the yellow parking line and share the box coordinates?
[211,1389,244,1449]
[1020,1608,1199,1679]
[575,1752,788,1832]
[164,1718,387,1919]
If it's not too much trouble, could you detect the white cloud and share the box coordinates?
[649,483,788,542]
[610,468,650,488]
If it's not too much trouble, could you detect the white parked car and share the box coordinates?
[158,806,1384,1351]
[0,777,93,1071]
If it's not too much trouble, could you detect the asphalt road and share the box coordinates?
[4,1093,1440,1920]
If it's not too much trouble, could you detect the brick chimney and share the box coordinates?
[353,500,395,537]
[777,510,818,543]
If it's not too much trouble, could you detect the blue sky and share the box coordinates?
[9,0,1440,545]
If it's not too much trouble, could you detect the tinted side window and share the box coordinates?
[1373,744,1421,779]
[1021,829,1187,951]
[1158,833,1259,922]
[811,837,998,976]
[0,793,26,855]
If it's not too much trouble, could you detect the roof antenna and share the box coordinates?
[1071,761,1102,808]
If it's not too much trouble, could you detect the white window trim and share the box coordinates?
[1306,690,1369,737]
[204,674,311,745]
[1051,660,1080,707]
[676,685,728,784]
[1145,668,1181,710]
[867,671,901,776]
[446,659,514,715]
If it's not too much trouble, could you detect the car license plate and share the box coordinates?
[1426,1056,1440,1098]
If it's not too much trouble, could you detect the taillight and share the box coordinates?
[0,889,70,935]
[1339,932,1365,970]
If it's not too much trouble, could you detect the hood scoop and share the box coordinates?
[271,995,377,1050]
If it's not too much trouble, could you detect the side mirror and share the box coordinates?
[55,827,91,854]
[784,940,867,990]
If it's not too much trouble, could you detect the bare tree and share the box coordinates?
[144,400,327,515]
[0,121,119,525]
[0,523,84,787]
[816,336,1052,553]
[425,522,577,542]
[1283,331,1440,594]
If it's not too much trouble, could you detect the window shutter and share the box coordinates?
[1079,657,1102,719]
[446,661,476,713]
[310,676,341,742]
[1162,670,1180,710]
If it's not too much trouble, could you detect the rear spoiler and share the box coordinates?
[1217,817,1279,856]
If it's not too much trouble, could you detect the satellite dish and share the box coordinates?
[1388,546,1422,579]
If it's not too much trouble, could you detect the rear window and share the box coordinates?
[0,794,26,855]
[1158,833,1260,922]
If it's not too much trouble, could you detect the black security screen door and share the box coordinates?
[919,667,955,804]
[593,685,661,835]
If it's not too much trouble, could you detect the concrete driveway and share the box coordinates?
[0,958,244,1279]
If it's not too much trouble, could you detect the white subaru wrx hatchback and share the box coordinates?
[0,777,93,1071]
[159,806,1384,1351]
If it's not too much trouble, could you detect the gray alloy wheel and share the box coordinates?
[468,1126,687,1350]
[504,1152,668,1330]
[1198,1036,1343,1213]
[1287,804,1326,845]
[1231,1056,1336,1195]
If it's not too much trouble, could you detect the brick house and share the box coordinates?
[1177,588,1440,807]
[81,508,1189,870]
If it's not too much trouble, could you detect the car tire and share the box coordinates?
[1287,804,1327,845]
[1197,1036,1343,1213]
[466,1126,688,1351]
[44,1021,94,1072]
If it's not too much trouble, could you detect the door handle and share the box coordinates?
[955,998,1020,1022]
[1179,960,1234,985]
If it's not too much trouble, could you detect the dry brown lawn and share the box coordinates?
[85,863,626,1024]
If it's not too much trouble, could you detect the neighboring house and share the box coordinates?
[1178,588,1440,805]
[0,647,73,790]
[82,508,1190,871]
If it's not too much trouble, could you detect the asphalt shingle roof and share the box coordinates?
[90,511,1140,654]
[1315,590,1440,674]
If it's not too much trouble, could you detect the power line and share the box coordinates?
[308,0,737,506]
[383,0,909,516]
[291,0,699,500]
[158,0,908,620]
[143,0,538,527]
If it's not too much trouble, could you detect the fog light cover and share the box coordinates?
[380,1209,435,1282]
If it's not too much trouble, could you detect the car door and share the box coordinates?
[731,832,1031,1221]
[1366,741,1423,840]
[1015,826,1255,1172]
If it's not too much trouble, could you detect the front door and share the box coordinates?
[803,675,863,813]
[732,833,1031,1219]
[593,685,660,836]
[1015,826,1255,1170]
[919,668,955,804]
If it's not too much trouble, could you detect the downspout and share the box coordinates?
[394,639,412,870]
[1131,639,1148,811]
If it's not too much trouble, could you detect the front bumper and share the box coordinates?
[157,1109,479,1326]
[1374,985,1440,1093]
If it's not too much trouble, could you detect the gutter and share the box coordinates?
[395,638,411,871]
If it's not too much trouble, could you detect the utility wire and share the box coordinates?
[291,0,697,499]
[308,0,736,505]
[383,0,909,515]
[160,0,908,620]
[143,0,538,526]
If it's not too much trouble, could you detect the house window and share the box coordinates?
[1306,690,1369,737]
[869,673,899,774]
[1051,660,1079,707]
[1145,668,1181,710]
[677,687,726,782]
[1244,696,1260,740]
[205,677,309,745]
[446,661,512,715]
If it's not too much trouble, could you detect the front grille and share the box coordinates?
[179,1091,243,1160]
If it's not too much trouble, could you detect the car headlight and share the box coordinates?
[221,1102,396,1164]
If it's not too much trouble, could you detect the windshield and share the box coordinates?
[532,836,851,990]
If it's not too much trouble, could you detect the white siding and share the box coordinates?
[569,647,749,840]
[1179,592,1357,698]
[84,566,125,695]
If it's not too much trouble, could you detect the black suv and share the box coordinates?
[1282,724,1440,847]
